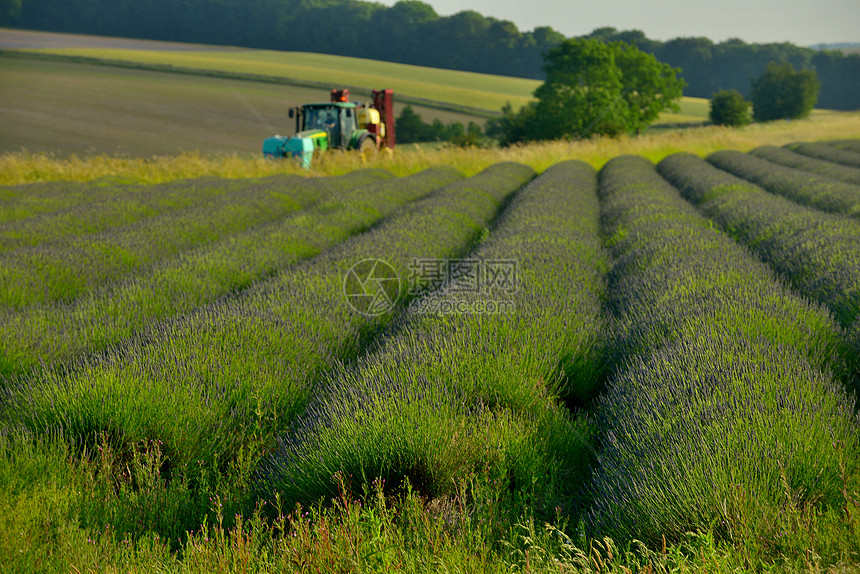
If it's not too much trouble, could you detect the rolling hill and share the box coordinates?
[1,29,711,156]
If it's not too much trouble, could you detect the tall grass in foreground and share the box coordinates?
[751,144,860,186]
[658,153,860,378]
[2,429,796,574]
[589,156,860,562]
[262,160,609,518]
[2,115,859,185]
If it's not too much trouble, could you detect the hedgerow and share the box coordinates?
[588,156,859,556]
[750,145,860,186]
[262,161,608,516]
[706,149,860,219]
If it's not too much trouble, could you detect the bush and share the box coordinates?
[751,62,819,122]
[709,89,750,126]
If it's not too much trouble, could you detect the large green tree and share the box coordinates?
[751,62,820,121]
[499,38,684,144]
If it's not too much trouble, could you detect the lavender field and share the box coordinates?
[2,140,860,572]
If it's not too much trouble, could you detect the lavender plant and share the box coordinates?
[789,141,860,169]
[0,175,267,251]
[827,139,860,155]
[658,153,860,345]
[7,164,532,478]
[706,149,860,219]
[589,156,860,548]
[0,168,455,377]
[0,170,390,308]
[750,145,860,186]
[263,160,608,517]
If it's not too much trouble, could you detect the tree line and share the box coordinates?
[583,28,859,111]
[2,0,858,110]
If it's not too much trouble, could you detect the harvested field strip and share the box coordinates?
[706,149,860,219]
[658,153,860,346]
[588,156,859,551]
[0,170,390,308]
[7,163,533,473]
[750,145,860,186]
[0,167,461,377]
[791,141,860,168]
[262,160,609,512]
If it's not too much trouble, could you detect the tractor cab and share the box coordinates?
[300,103,358,150]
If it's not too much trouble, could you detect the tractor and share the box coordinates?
[263,89,395,168]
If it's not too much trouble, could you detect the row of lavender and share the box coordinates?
[262,160,609,516]
[0,168,456,378]
[0,171,388,308]
[0,175,299,251]
[6,163,535,481]
[589,155,859,548]
[660,147,860,368]
[3,140,859,552]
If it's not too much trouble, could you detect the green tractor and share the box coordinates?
[263,89,395,168]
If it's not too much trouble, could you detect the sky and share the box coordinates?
[374,0,860,46]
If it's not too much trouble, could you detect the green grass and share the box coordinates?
[25,47,714,124]
[20,47,541,114]
[651,95,710,125]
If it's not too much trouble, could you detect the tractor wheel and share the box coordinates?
[358,135,378,156]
